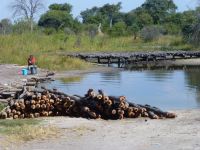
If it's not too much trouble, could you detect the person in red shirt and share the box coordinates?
[28,55,36,66]
[28,55,37,74]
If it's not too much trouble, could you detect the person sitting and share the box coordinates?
[27,55,37,74]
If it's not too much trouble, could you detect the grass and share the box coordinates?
[0,103,5,112]
[0,33,194,70]
[0,119,59,148]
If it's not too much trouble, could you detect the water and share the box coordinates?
[47,68,200,110]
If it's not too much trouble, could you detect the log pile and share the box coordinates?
[0,88,176,120]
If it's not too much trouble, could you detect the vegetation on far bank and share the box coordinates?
[0,33,195,70]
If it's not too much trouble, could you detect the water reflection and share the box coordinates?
[144,70,174,82]
[48,68,200,109]
[100,72,121,84]
[184,68,200,106]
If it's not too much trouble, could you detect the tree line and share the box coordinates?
[0,0,200,45]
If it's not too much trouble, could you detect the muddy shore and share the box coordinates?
[1,59,200,150]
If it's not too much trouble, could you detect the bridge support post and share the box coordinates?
[118,58,121,68]
[98,57,100,63]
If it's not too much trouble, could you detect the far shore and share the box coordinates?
[1,58,200,86]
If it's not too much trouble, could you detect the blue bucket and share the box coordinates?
[22,69,28,76]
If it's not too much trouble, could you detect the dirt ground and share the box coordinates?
[3,109,197,150]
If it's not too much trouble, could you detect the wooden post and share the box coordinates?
[108,58,111,67]
[98,57,100,63]
[118,58,121,68]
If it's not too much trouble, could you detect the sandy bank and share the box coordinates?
[6,109,198,150]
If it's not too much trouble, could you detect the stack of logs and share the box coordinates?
[0,88,176,120]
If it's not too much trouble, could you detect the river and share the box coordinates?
[47,67,200,110]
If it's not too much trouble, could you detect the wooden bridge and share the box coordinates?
[67,51,200,68]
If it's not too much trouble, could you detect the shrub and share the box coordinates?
[108,21,127,37]
[182,22,200,47]
[140,26,161,42]
[43,27,56,35]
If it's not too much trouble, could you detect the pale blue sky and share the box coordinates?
[0,0,198,20]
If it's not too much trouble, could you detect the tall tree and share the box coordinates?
[11,0,44,32]
[141,0,177,24]
[80,2,122,28]
[0,19,12,34]
[99,2,122,28]
[38,3,74,30]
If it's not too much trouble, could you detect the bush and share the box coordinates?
[140,26,161,42]
[182,22,200,47]
[189,23,200,46]
[108,21,127,37]
[43,27,56,35]
[84,24,98,42]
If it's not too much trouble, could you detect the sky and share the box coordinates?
[0,0,198,20]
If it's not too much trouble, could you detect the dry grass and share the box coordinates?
[0,119,60,149]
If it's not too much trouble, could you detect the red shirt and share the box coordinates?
[28,56,36,65]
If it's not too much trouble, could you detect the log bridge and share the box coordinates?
[67,51,200,68]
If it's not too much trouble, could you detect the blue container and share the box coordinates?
[22,69,28,76]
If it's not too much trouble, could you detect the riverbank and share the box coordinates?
[2,58,200,86]
[0,109,199,150]
[0,64,119,86]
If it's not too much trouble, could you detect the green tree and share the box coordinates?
[49,3,72,13]
[99,2,122,28]
[80,3,122,29]
[134,8,154,29]
[163,13,183,34]
[141,0,177,24]
[81,7,101,24]
[38,3,74,30]
[0,18,12,34]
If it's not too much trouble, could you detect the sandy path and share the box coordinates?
[11,109,200,150]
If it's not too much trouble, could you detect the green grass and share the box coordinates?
[0,33,194,70]
[0,103,5,112]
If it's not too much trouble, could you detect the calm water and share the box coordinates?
[47,68,200,110]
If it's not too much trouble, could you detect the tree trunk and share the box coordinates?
[30,18,33,33]
[109,18,113,28]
